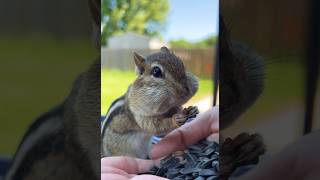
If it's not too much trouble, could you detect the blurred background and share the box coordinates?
[0,0,96,157]
[101,0,219,114]
[221,0,320,154]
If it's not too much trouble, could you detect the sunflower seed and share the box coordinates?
[199,169,215,176]
[143,139,219,179]
[155,167,166,176]
[194,176,206,180]
[180,167,202,174]
[206,176,219,180]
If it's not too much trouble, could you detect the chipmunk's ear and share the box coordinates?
[133,52,146,75]
[160,46,170,53]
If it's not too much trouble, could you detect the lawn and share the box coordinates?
[101,69,213,114]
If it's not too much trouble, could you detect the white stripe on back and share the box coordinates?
[101,99,125,134]
[5,117,62,180]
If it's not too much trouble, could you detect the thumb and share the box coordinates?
[131,175,169,180]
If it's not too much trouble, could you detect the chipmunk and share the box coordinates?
[101,47,199,158]
[219,15,266,179]
[220,16,265,129]
[5,60,101,180]
[5,0,100,179]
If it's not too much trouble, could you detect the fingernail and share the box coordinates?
[206,134,219,143]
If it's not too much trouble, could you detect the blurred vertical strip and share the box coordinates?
[213,5,220,106]
[0,0,99,178]
[88,0,100,27]
[214,37,219,106]
[88,0,101,48]
[304,0,320,134]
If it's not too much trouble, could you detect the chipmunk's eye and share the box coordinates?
[151,66,163,78]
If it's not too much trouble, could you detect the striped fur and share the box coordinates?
[5,106,64,180]
[5,60,100,180]
[101,96,125,135]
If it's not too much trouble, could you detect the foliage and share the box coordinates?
[101,0,169,45]
[170,35,217,49]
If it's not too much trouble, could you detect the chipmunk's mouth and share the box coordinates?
[152,105,178,118]
[149,96,179,117]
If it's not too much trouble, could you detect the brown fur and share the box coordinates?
[102,47,199,158]
[219,16,266,179]
[5,1,101,179]
[6,59,100,180]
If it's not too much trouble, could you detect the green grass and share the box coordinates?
[101,70,136,114]
[101,69,213,114]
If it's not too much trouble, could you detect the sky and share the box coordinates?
[163,0,219,42]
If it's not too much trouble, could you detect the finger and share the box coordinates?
[153,158,162,167]
[210,107,219,133]
[101,173,129,180]
[101,157,156,174]
[207,133,219,143]
[151,107,219,159]
[131,175,169,180]
[128,174,137,178]
[101,166,129,177]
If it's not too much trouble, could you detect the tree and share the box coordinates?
[169,39,196,49]
[202,35,217,47]
[170,35,217,49]
[101,0,169,46]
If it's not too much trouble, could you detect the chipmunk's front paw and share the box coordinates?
[183,106,199,119]
[232,133,265,165]
[220,133,265,179]
[173,114,188,127]
[173,106,199,127]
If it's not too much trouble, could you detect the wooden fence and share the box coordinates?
[101,48,216,78]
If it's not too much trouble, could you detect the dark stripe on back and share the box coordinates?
[14,105,63,150]
[6,105,64,178]
[11,126,65,180]
[105,95,125,115]
[102,104,123,138]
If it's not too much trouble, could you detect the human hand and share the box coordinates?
[101,107,219,179]
[151,106,219,159]
[101,156,168,180]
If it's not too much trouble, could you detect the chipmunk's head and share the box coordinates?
[128,47,198,117]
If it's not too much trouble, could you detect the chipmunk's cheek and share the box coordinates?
[154,90,174,113]
[172,86,189,104]
[141,86,164,108]
[168,97,175,104]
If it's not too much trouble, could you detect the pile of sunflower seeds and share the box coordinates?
[145,139,219,180]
